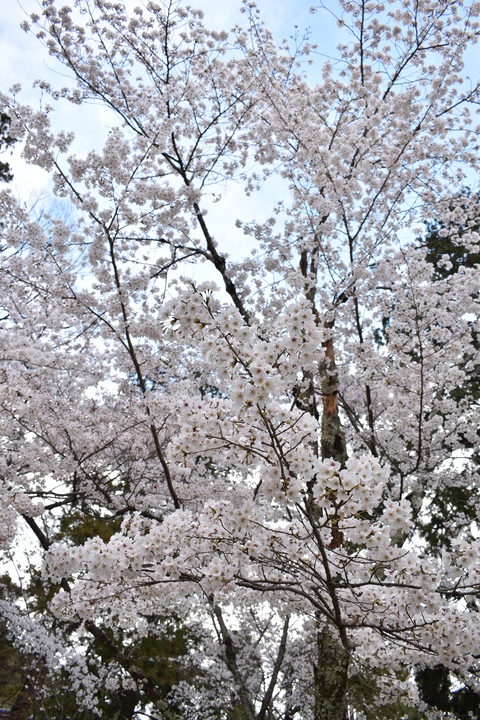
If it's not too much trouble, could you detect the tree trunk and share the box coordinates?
[313,332,350,720]
[321,335,347,466]
[9,681,33,720]
[314,625,349,720]
[115,689,138,719]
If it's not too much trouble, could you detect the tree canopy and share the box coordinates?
[0,1,480,718]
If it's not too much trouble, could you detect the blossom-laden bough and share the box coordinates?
[1,0,480,718]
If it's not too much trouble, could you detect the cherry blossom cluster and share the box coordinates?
[1,0,480,717]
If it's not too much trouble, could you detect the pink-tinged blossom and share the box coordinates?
[0,0,480,717]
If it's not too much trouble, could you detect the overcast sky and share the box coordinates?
[0,0,341,204]
[1,0,341,109]
[0,0,344,249]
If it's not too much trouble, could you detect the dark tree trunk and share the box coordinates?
[314,332,350,720]
[9,681,33,720]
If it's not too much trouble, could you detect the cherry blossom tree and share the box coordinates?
[1,0,480,718]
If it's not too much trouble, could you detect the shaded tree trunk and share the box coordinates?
[9,681,33,720]
[314,625,350,720]
[314,331,350,720]
[114,689,138,720]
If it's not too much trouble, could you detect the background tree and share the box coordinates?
[0,113,15,183]
[0,1,480,719]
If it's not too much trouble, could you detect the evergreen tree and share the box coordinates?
[0,113,15,182]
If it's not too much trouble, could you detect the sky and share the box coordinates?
[3,1,480,201]
[0,0,339,205]
[2,0,480,256]
[10,0,480,262]
[0,0,342,104]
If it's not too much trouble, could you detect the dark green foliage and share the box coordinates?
[416,665,480,719]
[421,196,480,408]
[0,113,15,183]
[413,198,480,720]
[346,666,426,720]
[0,599,194,719]
[1,506,196,720]
[373,316,391,347]
[416,665,451,713]
[133,630,192,691]
[417,221,480,555]
[0,624,24,712]
[418,484,478,553]
[450,326,480,407]
[58,510,122,544]
[422,223,480,281]
[369,201,480,719]
[92,620,194,692]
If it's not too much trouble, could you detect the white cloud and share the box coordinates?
[0,0,340,210]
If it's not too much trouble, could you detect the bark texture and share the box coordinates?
[9,682,33,720]
[314,625,350,720]
[314,332,350,720]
